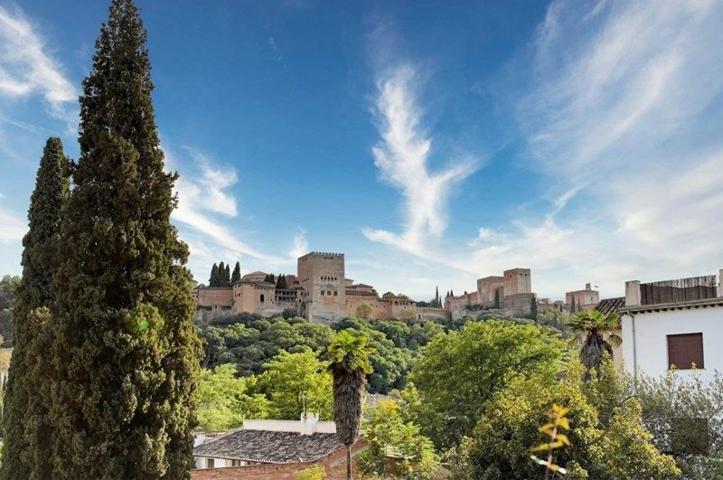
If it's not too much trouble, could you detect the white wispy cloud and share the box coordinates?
[165,145,283,266]
[289,229,309,260]
[0,5,76,119]
[0,205,25,241]
[363,65,478,255]
[365,1,723,298]
[483,0,723,294]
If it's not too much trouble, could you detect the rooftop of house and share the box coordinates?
[595,297,625,315]
[193,430,343,464]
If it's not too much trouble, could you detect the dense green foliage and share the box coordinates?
[408,320,568,450]
[197,314,454,394]
[0,274,21,346]
[332,318,412,394]
[0,138,70,480]
[255,349,333,420]
[41,1,202,478]
[635,371,723,479]
[359,399,439,479]
[196,364,268,431]
[459,361,679,480]
[198,314,333,374]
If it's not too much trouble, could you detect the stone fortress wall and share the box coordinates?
[194,251,602,323]
[194,251,448,324]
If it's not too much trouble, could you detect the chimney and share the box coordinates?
[300,412,319,436]
[585,283,591,291]
[625,280,641,307]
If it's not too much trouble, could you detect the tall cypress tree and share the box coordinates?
[231,261,241,284]
[47,1,201,478]
[0,138,70,480]
[209,263,219,286]
[223,264,231,286]
[217,261,226,286]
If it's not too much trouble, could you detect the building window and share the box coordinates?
[207,458,215,468]
[260,294,265,303]
[334,291,338,296]
[667,333,704,369]
[327,291,332,296]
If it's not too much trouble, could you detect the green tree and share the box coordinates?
[276,274,288,289]
[0,275,20,311]
[1,137,69,480]
[461,361,679,480]
[256,349,333,420]
[635,370,723,479]
[231,261,241,284]
[359,399,439,480]
[570,296,577,313]
[46,1,202,478]
[409,320,567,450]
[355,302,372,320]
[209,263,219,286]
[569,309,621,375]
[332,318,410,394]
[328,331,373,480]
[218,261,227,286]
[197,364,269,431]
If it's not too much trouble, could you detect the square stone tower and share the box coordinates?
[297,252,346,323]
[503,268,531,296]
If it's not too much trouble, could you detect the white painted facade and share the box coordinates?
[621,305,723,383]
[620,269,723,383]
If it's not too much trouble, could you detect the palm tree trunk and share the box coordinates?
[346,444,352,480]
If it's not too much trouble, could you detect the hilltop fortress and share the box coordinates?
[193,252,449,323]
[194,251,598,323]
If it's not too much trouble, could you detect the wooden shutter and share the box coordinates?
[667,333,704,369]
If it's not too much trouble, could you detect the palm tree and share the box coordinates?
[570,309,622,376]
[327,331,373,480]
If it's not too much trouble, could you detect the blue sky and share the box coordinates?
[1,0,723,301]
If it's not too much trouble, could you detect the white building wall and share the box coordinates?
[621,306,723,383]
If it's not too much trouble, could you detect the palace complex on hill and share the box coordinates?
[193,251,605,323]
[193,252,449,323]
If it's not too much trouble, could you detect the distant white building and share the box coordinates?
[620,269,723,383]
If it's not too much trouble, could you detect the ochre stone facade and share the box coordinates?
[194,252,448,323]
[446,267,537,318]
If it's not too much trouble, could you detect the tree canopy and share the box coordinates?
[409,320,568,449]
[255,348,333,420]
[460,361,679,480]
[197,364,269,431]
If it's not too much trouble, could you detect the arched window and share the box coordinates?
[260,294,265,303]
